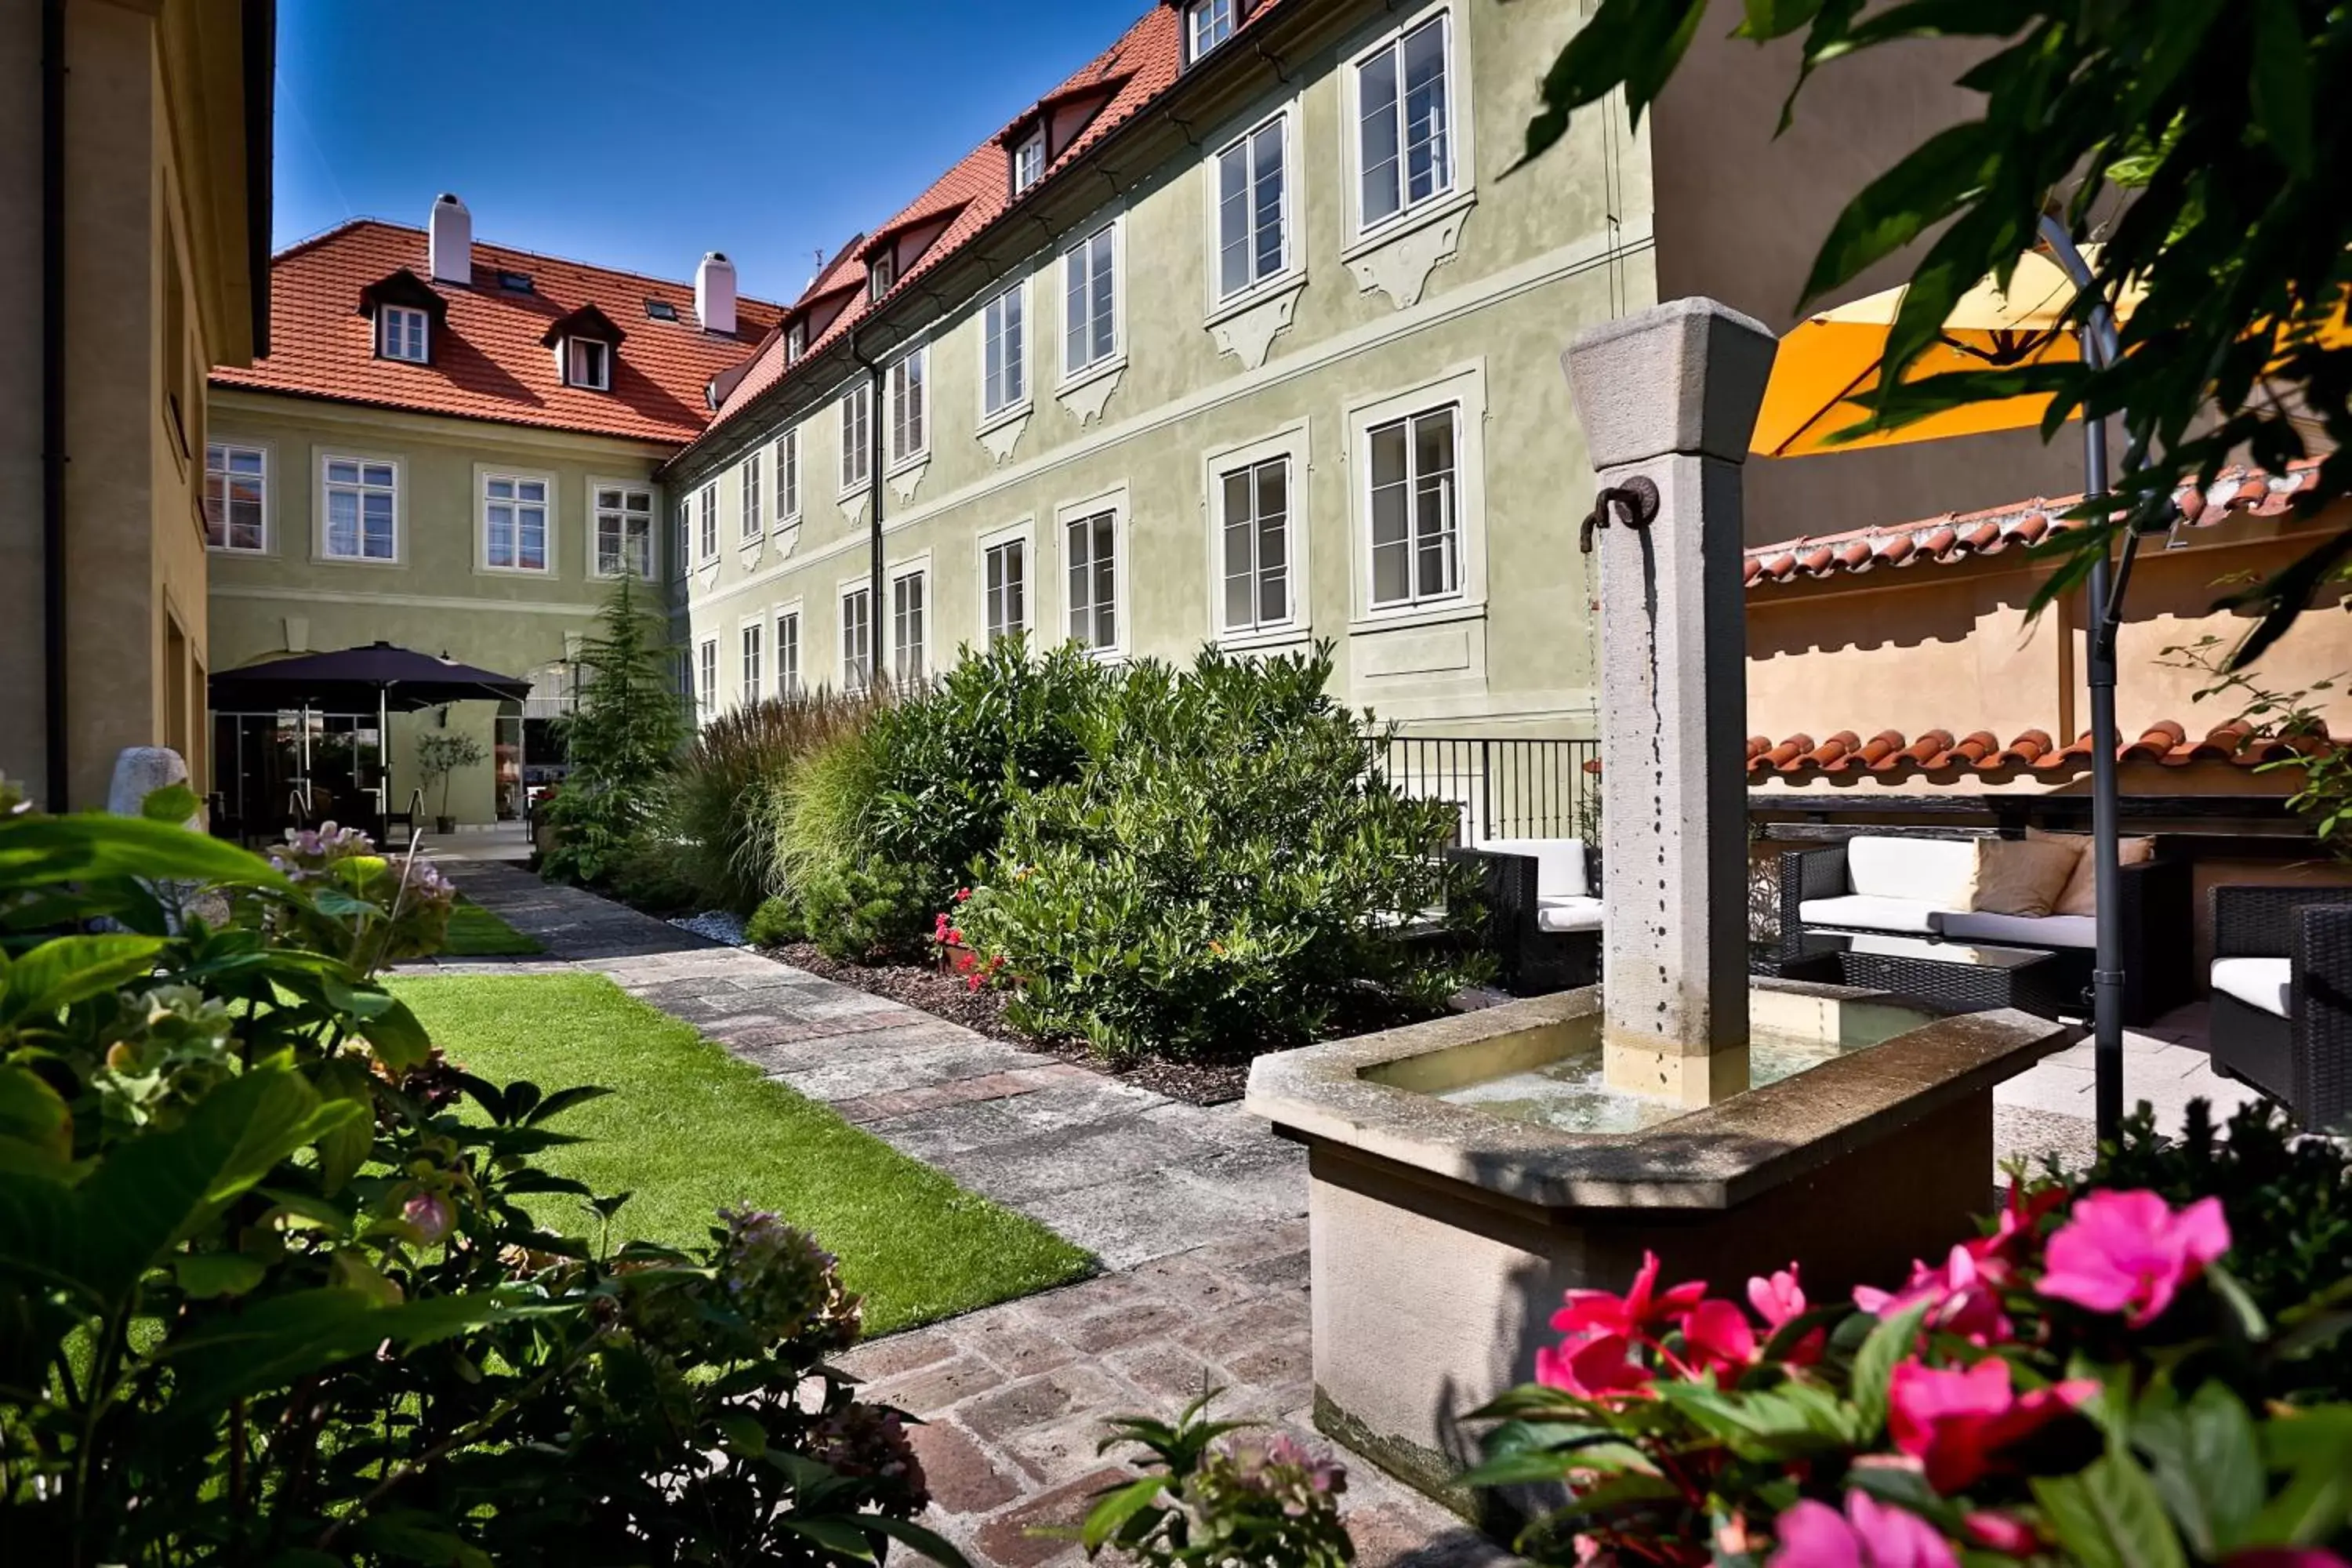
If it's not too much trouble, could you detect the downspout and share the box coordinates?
[849,331,887,686]
[40,0,68,810]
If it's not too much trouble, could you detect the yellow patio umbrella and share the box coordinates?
[1753,249,2146,459]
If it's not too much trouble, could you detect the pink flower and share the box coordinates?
[1976,1183,2068,1269]
[954,887,972,902]
[1679,1298,1759,1380]
[1534,1331,1653,1400]
[2038,1189,2230,1328]
[1962,1512,2040,1556]
[1555,1251,1707,1339]
[1772,1493,1957,1568]
[1749,1265,1806,1327]
[1887,1359,2099,1494]
[402,1191,453,1246]
[2227,1553,2352,1567]
[1853,1246,2010,1344]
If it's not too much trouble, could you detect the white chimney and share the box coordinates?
[696,251,738,336]
[428,193,473,285]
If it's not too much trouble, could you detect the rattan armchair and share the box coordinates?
[2207,884,2352,1131]
[1444,844,1602,995]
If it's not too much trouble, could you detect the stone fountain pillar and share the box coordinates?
[1563,299,1778,1106]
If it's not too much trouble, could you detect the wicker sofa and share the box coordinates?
[1778,834,2194,1024]
[1446,838,1602,995]
[2207,884,2352,1130]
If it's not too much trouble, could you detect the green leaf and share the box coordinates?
[2133,1379,2264,1557]
[158,1287,529,1421]
[0,811,289,896]
[0,1065,71,1168]
[0,933,169,1025]
[713,1410,768,1457]
[2031,1450,2189,1568]
[1080,1475,1170,1552]
[1515,0,1710,167]
[2248,0,2314,177]
[524,1084,615,1126]
[1801,122,1998,305]
[140,783,201,823]
[857,1514,975,1568]
[1849,1299,1930,1432]
[311,1056,377,1195]
[174,1251,268,1299]
[779,1515,879,1563]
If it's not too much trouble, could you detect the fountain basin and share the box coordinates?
[1244,979,2073,1511]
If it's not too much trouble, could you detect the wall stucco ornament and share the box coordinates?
[1346,202,1471,310]
[838,490,870,531]
[1208,280,1306,369]
[770,522,800,561]
[1055,363,1123,426]
[736,538,764,572]
[887,459,929,505]
[977,411,1029,466]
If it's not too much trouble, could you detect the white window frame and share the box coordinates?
[1187,0,1236,61]
[1057,486,1129,659]
[1012,129,1047,194]
[1059,219,1123,385]
[978,519,1033,648]
[1201,419,1312,646]
[1345,362,1489,628]
[1341,2,1474,250]
[840,381,873,492]
[479,468,555,575]
[869,247,896,300]
[773,602,803,698]
[317,452,401,565]
[565,336,611,390]
[740,450,764,542]
[786,320,807,363]
[697,637,719,720]
[839,579,875,692]
[671,502,690,580]
[775,426,801,524]
[887,344,928,470]
[589,478,658,581]
[889,557,931,686]
[979,278,1029,426]
[378,306,430,364]
[1207,107,1300,311]
[739,615,764,706]
[204,441,268,554]
[697,481,720,562]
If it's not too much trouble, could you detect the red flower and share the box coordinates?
[2038,1189,2230,1328]
[1679,1298,1758,1381]
[950,949,977,974]
[1974,1183,2068,1270]
[1534,1331,1650,1400]
[1886,1359,2099,1494]
[1853,1245,2010,1345]
[954,887,972,902]
[1555,1251,1707,1339]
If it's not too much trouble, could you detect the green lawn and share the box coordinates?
[386,973,1092,1334]
[441,898,545,957]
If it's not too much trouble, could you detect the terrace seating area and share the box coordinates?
[2208,884,2352,1130]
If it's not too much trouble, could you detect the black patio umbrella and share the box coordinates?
[208,641,534,818]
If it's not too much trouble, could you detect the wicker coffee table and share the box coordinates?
[1768,932,2079,1019]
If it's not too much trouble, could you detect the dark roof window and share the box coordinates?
[496,270,534,292]
[645,298,679,321]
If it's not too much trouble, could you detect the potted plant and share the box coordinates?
[416,731,486,834]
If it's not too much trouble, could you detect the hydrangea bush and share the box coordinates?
[1079,1390,1353,1568]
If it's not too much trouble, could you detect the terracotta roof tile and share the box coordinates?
[212,220,782,445]
[1747,719,2342,779]
[1744,462,2324,586]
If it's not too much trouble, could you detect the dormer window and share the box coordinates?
[1013,129,1047,194]
[786,320,807,363]
[1186,0,1236,61]
[869,249,896,301]
[379,305,430,363]
[358,268,448,365]
[565,337,611,390]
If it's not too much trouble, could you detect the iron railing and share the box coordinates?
[1381,735,1601,844]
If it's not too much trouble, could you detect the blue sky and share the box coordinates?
[274,0,1152,303]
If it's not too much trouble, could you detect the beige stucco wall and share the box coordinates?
[205,390,674,824]
[671,0,1641,739]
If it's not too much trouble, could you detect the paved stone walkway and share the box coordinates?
[430,862,1497,1567]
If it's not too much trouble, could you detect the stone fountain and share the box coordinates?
[1244,299,2072,1509]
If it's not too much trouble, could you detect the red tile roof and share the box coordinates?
[212,220,782,445]
[681,0,1275,463]
[1746,719,2340,780]
[1743,463,2324,587]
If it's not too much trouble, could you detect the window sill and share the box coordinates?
[976,399,1033,439]
[1343,188,1476,310]
[207,544,270,557]
[1055,352,1127,398]
[1205,271,1305,331]
[477,563,557,578]
[1342,187,1476,266]
[591,570,661,586]
[1347,597,1483,635]
[884,450,930,480]
[314,553,406,570]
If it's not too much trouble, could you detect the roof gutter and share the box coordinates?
[40,0,67,809]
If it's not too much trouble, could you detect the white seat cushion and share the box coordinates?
[1478,837,1588,900]
[1535,895,1604,934]
[1798,894,1946,935]
[1846,836,1982,910]
[1939,910,2099,950]
[2212,956,2292,1019]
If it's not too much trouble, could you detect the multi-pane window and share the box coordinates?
[566,337,610,390]
[1216,116,1288,299]
[1188,0,1236,60]
[1221,456,1290,631]
[697,639,718,719]
[204,443,266,552]
[776,428,800,520]
[841,586,873,691]
[741,451,764,539]
[378,306,429,363]
[869,248,895,300]
[672,503,689,579]
[841,383,872,489]
[1066,511,1117,650]
[595,485,655,579]
[741,621,763,705]
[483,474,550,571]
[985,539,1026,645]
[1367,406,1459,606]
[1013,130,1047,194]
[891,571,927,684]
[775,609,800,697]
[982,284,1026,416]
[1063,225,1117,377]
[322,457,397,561]
[887,347,927,466]
[786,320,807,363]
[1357,13,1454,234]
[697,481,718,560]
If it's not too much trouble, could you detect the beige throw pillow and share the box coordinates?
[2027,828,2157,917]
[1971,837,2087,917]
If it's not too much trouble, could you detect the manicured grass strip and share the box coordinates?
[441,898,545,957]
[385,973,1093,1334]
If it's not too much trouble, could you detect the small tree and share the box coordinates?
[414,730,485,827]
[543,575,688,884]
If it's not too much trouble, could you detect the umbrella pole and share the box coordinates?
[378,688,390,816]
[299,701,312,817]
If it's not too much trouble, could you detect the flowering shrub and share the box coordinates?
[1080,1389,1353,1568]
[1470,1185,2352,1566]
[261,818,457,965]
[931,891,1006,993]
